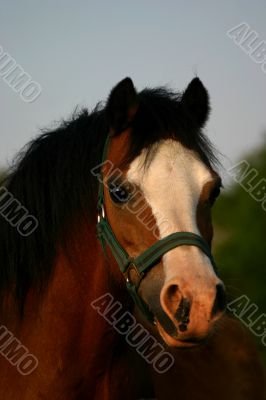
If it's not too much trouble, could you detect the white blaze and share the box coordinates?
[127,139,218,288]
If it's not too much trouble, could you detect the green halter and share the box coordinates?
[96,135,217,323]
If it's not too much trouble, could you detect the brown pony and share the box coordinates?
[0,77,264,399]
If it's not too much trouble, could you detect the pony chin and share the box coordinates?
[156,319,207,348]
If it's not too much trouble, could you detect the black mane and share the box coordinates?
[0,86,217,314]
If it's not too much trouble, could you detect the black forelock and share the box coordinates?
[123,87,218,169]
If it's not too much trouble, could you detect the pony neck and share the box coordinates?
[7,218,131,398]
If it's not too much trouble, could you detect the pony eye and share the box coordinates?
[209,185,221,205]
[109,182,131,204]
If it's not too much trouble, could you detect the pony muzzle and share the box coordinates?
[159,275,226,344]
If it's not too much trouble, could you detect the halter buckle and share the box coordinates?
[125,262,144,290]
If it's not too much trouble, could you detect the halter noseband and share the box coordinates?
[96,135,217,323]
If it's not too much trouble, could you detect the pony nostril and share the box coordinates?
[175,297,191,325]
[162,284,181,315]
[211,283,227,317]
[162,284,191,331]
[166,284,179,303]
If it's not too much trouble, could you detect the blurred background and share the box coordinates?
[213,141,266,367]
[0,1,265,366]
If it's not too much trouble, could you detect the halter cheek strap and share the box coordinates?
[96,135,217,323]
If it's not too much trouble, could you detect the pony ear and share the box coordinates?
[106,77,139,134]
[181,77,210,129]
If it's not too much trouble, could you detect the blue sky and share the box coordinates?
[0,0,266,175]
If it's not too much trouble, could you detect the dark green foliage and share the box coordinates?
[213,140,266,365]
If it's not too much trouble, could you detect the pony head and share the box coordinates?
[101,77,226,347]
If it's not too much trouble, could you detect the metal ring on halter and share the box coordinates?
[97,205,105,223]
